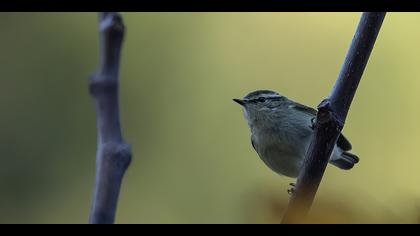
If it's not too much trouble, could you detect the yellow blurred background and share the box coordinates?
[0,12,419,224]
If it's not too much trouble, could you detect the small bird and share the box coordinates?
[234,90,359,181]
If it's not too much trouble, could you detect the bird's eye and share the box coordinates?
[257,97,266,103]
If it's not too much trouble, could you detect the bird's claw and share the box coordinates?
[288,183,296,195]
[309,117,316,129]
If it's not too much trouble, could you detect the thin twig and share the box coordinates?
[281,12,386,224]
[89,12,132,224]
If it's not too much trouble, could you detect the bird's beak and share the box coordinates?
[233,98,246,106]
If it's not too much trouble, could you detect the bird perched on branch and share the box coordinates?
[234,90,359,193]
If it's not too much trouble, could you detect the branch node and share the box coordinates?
[317,99,333,124]
[101,142,132,171]
[89,76,118,97]
[317,98,345,127]
[99,13,125,37]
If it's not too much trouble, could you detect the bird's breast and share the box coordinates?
[251,127,311,178]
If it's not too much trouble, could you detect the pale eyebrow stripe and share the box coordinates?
[267,96,283,101]
[264,94,281,97]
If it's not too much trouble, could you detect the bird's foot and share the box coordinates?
[309,117,316,129]
[288,183,296,195]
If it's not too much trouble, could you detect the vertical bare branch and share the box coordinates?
[89,12,131,224]
[281,12,386,223]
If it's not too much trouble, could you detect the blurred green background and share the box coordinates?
[1,12,420,224]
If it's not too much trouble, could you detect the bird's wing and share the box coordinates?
[291,102,352,151]
[290,102,317,116]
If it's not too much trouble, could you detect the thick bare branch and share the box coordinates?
[281,12,386,224]
[89,12,131,224]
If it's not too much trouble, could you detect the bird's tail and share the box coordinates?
[329,152,360,170]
